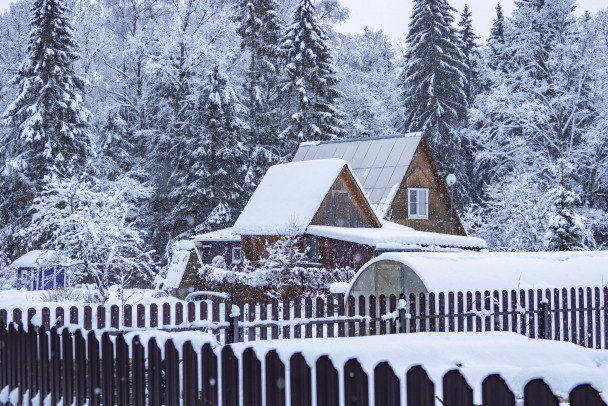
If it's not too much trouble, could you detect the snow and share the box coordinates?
[163,246,193,289]
[192,227,240,242]
[231,332,608,404]
[11,250,81,268]
[307,219,487,250]
[233,159,368,235]
[355,250,608,293]
[329,282,350,294]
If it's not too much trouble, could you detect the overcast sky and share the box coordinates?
[0,0,605,45]
[335,0,607,44]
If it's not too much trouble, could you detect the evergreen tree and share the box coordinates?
[458,4,480,102]
[399,0,467,153]
[280,0,345,143]
[488,3,505,59]
[545,186,586,251]
[0,0,92,256]
[171,66,248,233]
[1,0,92,178]
[236,0,285,186]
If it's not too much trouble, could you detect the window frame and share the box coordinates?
[231,247,242,264]
[408,188,429,220]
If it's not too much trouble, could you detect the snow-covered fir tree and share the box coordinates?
[171,66,248,234]
[280,0,345,143]
[458,4,480,102]
[236,0,286,187]
[487,3,506,71]
[399,0,468,190]
[1,0,92,177]
[545,186,587,251]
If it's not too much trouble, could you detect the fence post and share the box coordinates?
[398,297,407,334]
[226,304,239,345]
[540,300,549,339]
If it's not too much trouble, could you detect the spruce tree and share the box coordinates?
[458,4,480,103]
[1,0,91,179]
[546,185,586,251]
[236,0,285,186]
[399,0,467,141]
[171,66,248,233]
[399,0,467,185]
[280,0,345,143]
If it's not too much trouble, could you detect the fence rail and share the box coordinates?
[2,286,608,347]
[0,322,606,406]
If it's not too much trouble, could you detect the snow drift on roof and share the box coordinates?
[292,134,423,217]
[356,251,608,293]
[192,227,240,242]
[233,159,371,235]
[306,220,487,250]
[11,250,81,268]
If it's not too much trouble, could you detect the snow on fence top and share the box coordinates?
[233,158,367,235]
[348,251,608,296]
[307,219,487,250]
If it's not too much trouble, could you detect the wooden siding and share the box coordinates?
[315,235,375,269]
[195,240,241,265]
[388,138,467,236]
[310,167,381,229]
[241,235,307,262]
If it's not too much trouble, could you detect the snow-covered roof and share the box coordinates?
[293,134,423,216]
[164,240,196,289]
[11,250,82,268]
[192,227,240,242]
[353,251,608,294]
[306,220,487,250]
[233,159,376,235]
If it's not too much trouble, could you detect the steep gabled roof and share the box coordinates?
[292,133,422,217]
[233,159,379,235]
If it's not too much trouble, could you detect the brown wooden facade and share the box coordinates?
[388,138,466,236]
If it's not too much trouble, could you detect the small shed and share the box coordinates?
[12,250,81,290]
[346,251,608,300]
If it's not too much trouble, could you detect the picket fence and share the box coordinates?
[0,321,606,406]
[2,286,608,347]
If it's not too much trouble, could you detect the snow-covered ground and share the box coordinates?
[228,332,608,404]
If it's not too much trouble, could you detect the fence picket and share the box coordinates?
[266,350,286,406]
[520,290,527,336]
[165,340,179,406]
[317,297,325,338]
[374,362,400,406]
[338,294,346,337]
[484,290,491,332]
[482,374,515,406]
[42,307,50,330]
[571,288,578,344]
[306,298,313,338]
[406,366,434,406]
[379,294,387,335]
[524,379,558,406]
[97,305,106,329]
[511,290,517,333]
[132,336,145,406]
[111,305,119,329]
[162,302,171,327]
[439,293,445,333]
[87,330,100,406]
[188,302,195,323]
[176,302,184,326]
[579,288,585,347]
[243,348,262,406]
[419,293,427,332]
[316,356,339,406]
[124,305,132,328]
[545,289,552,340]
[587,287,593,348]
[369,295,377,335]
[344,358,369,406]
[182,341,198,406]
[458,291,464,332]
[553,289,560,341]
[249,301,257,342]
[569,384,607,406]
[294,298,302,339]
[261,300,268,340]
[467,291,474,332]
[62,328,73,406]
[148,337,161,406]
[222,346,239,406]
[443,369,473,406]
[201,343,218,405]
[595,287,601,349]
[74,330,86,406]
[136,304,145,328]
[284,299,291,340]
[327,296,335,338]
[56,307,64,328]
[358,295,366,336]
[348,296,356,337]
[290,353,311,406]
[493,291,500,332]
[272,299,280,340]
[563,288,570,342]
[150,303,158,329]
[410,293,417,333]
[101,333,115,406]
[116,334,130,405]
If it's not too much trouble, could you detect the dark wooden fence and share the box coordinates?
[2,286,608,347]
[0,321,606,406]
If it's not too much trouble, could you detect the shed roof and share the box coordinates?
[351,251,608,294]
[11,250,81,268]
[164,240,196,288]
[307,220,486,250]
[233,159,378,235]
[293,134,422,216]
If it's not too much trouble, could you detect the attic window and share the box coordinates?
[408,188,428,219]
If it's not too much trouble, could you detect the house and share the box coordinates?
[292,134,466,236]
[231,159,486,270]
[11,250,81,290]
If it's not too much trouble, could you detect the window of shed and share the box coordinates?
[408,188,428,219]
[232,247,242,264]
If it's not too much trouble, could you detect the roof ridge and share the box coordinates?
[300,132,422,146]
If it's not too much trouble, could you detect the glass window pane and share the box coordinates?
[409,189,417,215]
[419,189,427,216]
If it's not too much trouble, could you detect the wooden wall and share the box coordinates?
[310,167,381,229]
[315,235,375,269]
[388,138,467,236]
[241,235,307,262]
